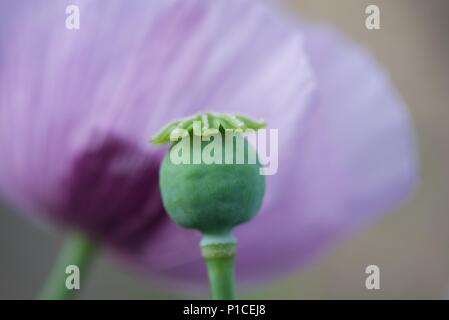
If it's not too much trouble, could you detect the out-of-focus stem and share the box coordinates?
[38,233,95,300]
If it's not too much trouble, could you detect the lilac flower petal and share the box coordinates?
[0,0,416,286]
[132,24,417,284]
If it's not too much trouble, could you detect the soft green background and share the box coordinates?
[1,0,448,299]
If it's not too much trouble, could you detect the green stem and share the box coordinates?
[38,233,96,300]
[200,233,236,300]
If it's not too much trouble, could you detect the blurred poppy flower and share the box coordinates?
[0,0,416,285]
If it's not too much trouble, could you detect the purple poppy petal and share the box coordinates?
[132,24,417,285]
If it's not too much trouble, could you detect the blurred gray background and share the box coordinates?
[1,0,448,299]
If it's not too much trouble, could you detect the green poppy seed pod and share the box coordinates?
[151,112,266,299]
[151,112,266,240]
